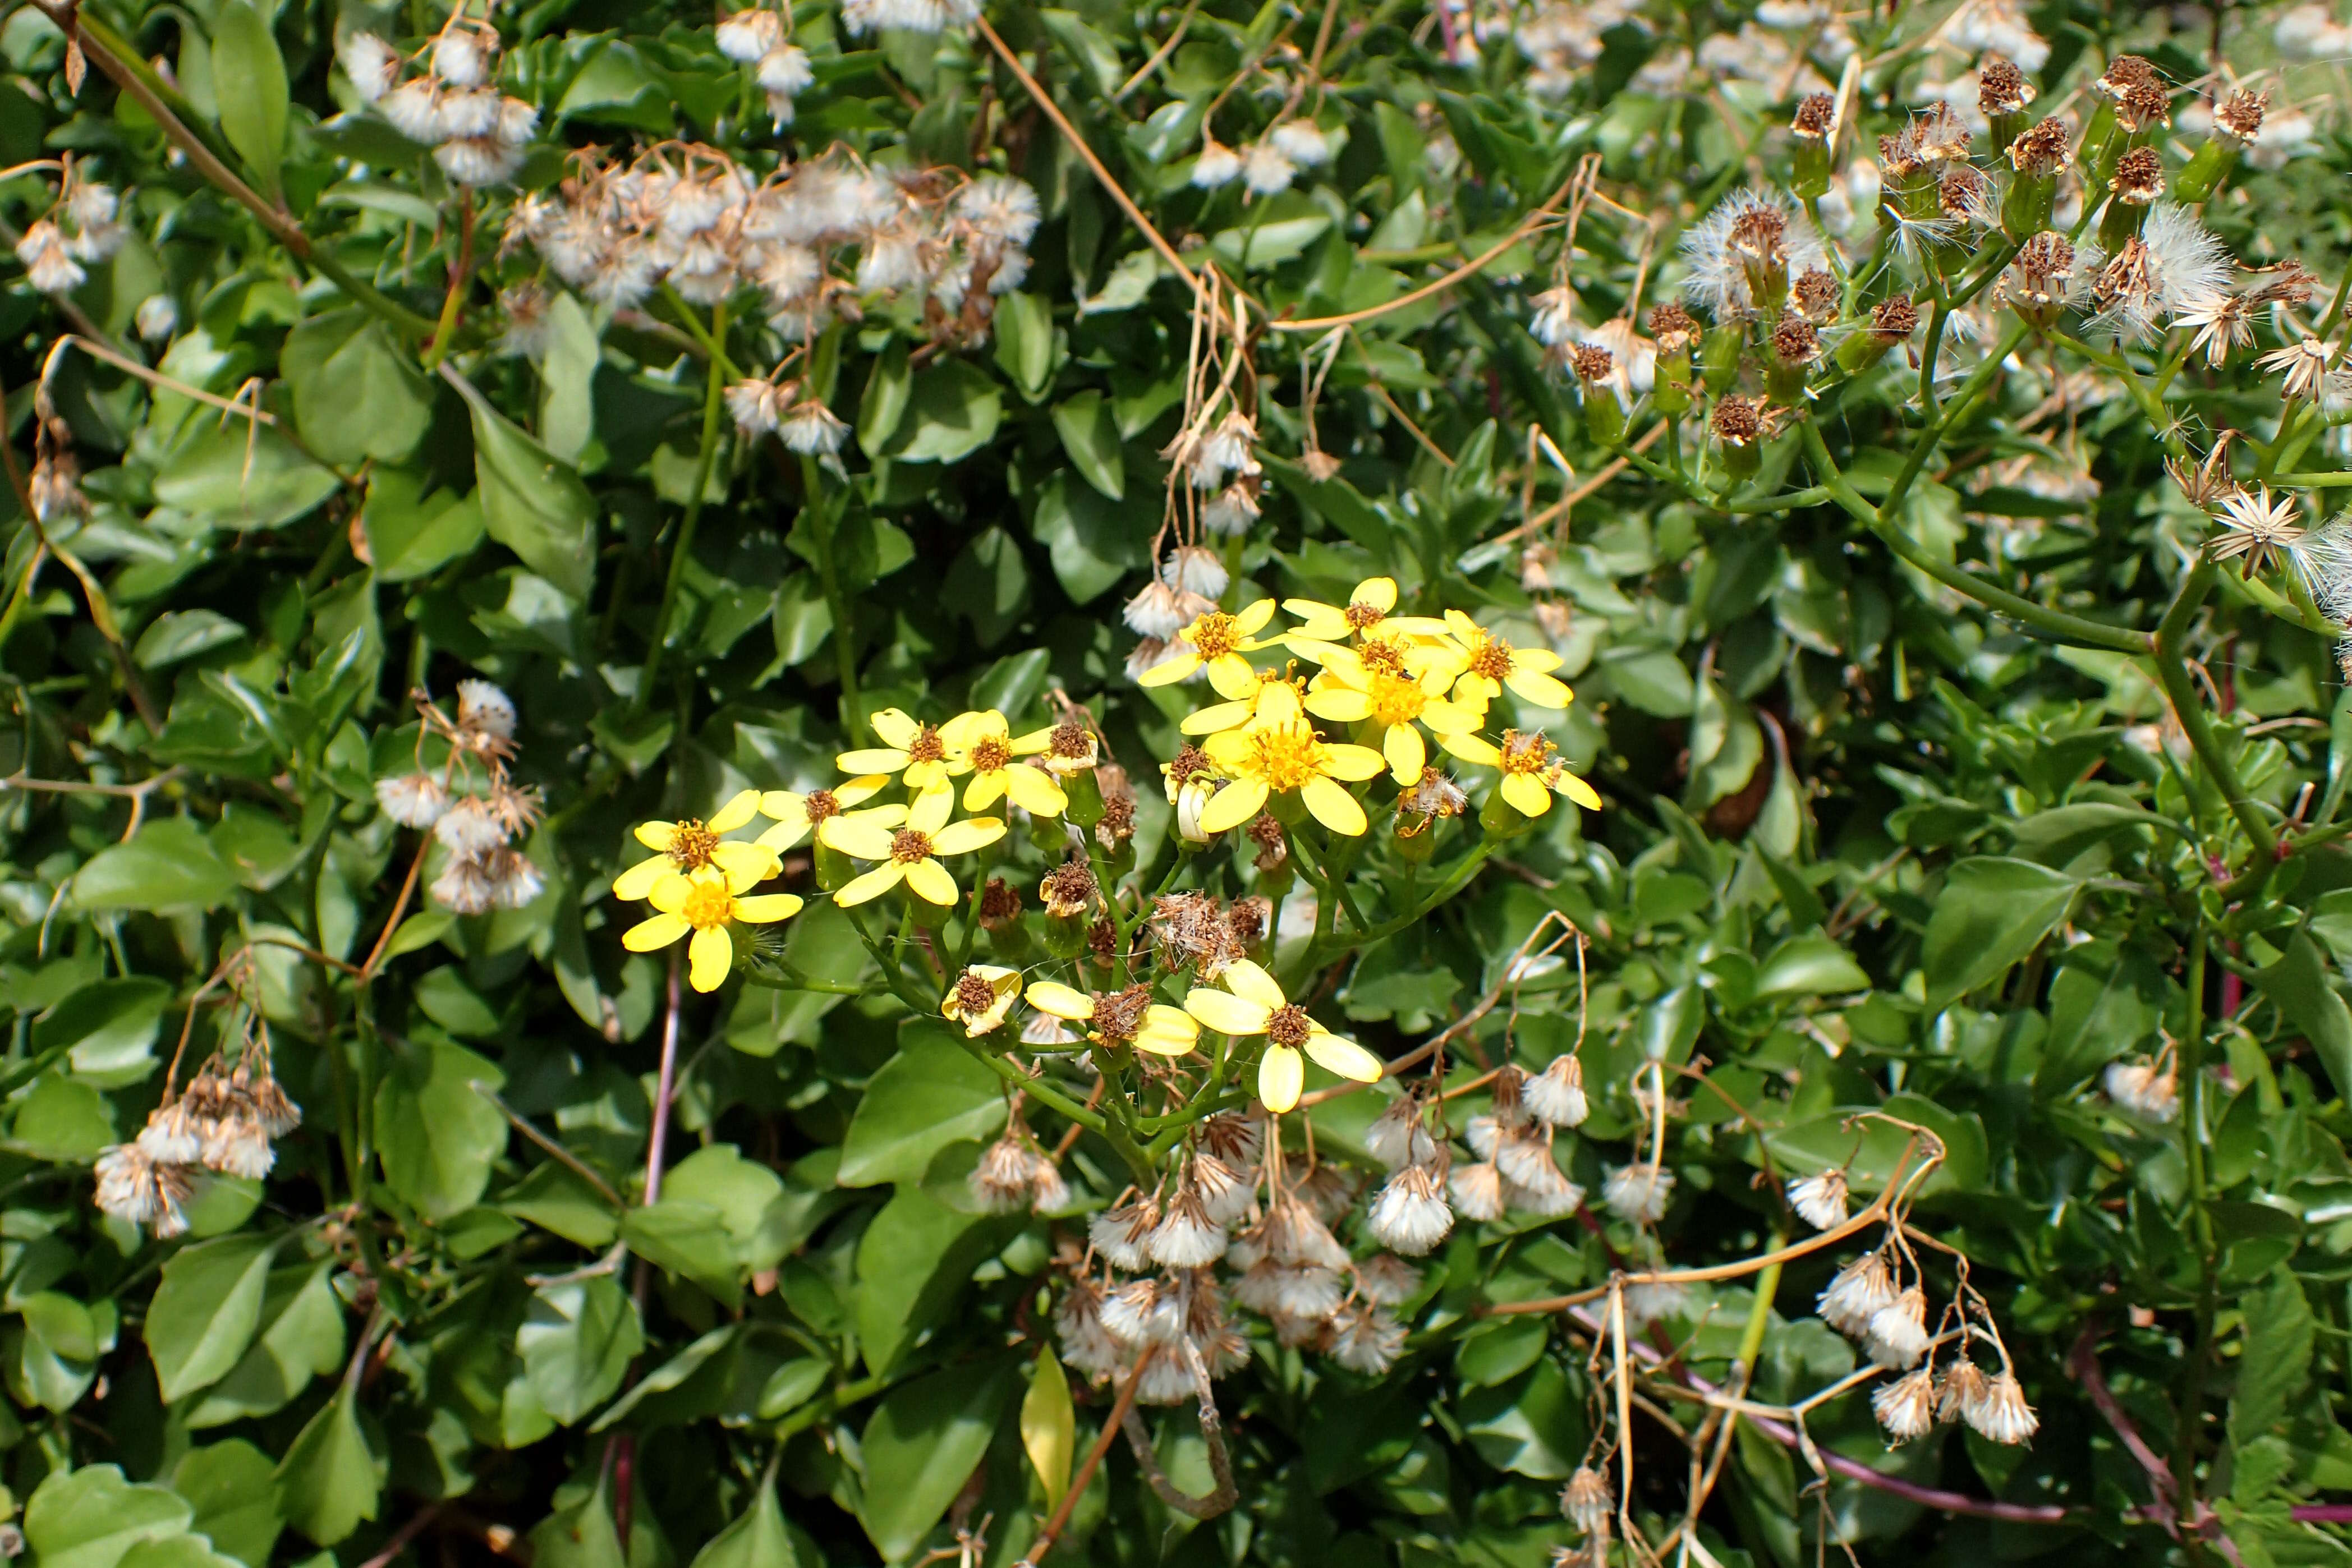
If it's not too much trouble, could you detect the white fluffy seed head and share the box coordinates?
[1602,1161,1674,1224]
[1786,1169,1850,1231]
[1864,1286,1932,1368]
[1873,1367,1937,1441]
[1522,1055,1588,1127]
[1817,1252,1897,1337]
[1368,1164,1454,1256]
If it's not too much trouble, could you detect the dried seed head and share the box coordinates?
[1967,1370,2039,1444]
[1086,914,1120,967]
[1246,812,1288,871]
[1871,293,1921,340]
[1786,1169,1849,1230]
[2096,54,2159,99]
[1039,859,1099,919]
[2111,146,2163,205]
[970,1134,1042,1212]
[1818,1252,1898,1336]
[2117,79,2172,134]
[1770,315,1821,366]
[978,876,1023,929]
[2215,87,2268,145]
[1938,163,1990,222]
[2008,117,2071,176]
[1561,1465,1612,1533]
[1710,394,1762,447]
[1792,266,1840,324]
[1523,1054,1588,1128]
[1367,1164,1453,1256]
[1095,790,1136,848]
[1978,55,2033,117]
[1646,302,1698,352]
[1227,895,1271,949]
[1087,984,1154,1043]
[1791,92,1835,140]
[1873,1367,1937,1442]
[1570,343,1615,383]
[1865,1285,1933,1368]
[1936,1355,1991,1423]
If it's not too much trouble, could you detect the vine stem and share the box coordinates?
[2153,560,2280,906]
[635,300,732,711]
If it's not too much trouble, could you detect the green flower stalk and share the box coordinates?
[2001,117,2070,239]
[2174,87,2269,203]
[1650,302,1698,412]
[2097,146,2164,252]
[1572,343,1626,445]
[1834,294,1920,375]
[1978,54,2035,155]
[1790,92,1835,200]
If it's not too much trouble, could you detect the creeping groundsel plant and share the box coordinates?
[5,0,2352,1564]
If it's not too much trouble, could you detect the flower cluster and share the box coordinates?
[374,680,547,916]
[13,158,126,296]
[95,1004,300,1239]
[506,143,1038,352]
[1132,582,1598,839]
[339,20,539,187]
[1817,1247,2038,1446]
[712,6,815,128]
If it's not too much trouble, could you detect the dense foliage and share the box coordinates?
[3,0,2352,1564]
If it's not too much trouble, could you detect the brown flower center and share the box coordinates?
[1049,720,1089,758]
[1166,744,1211,786]
[970,737,1011,772]
[1356,637,1408,679]
[1344,599,1386,631]
[907,726,946,765]
[667,820,719,870]
[979,877,1023,923]
[952,970,998,1017]
[1266,1004,1312,1048]
[1468,638,1515,682]
[1498,729,1560,779]
[803,789,840,824]
[890,828,934,863]
[1189,611,1241,660]
[1041,859,1099,916]
[1090,985,1152,1041]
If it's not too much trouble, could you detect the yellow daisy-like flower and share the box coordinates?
[1179,669,1308,737]
[940,709,1067,816]
[755,775,902,852]
[1290,625,1466,689]
[1304,665,1482,785]
[1280,577,1449,643]
[621,861,804,992]
[1023,980,1200,1055]
[1196,686,1386,836]
[1137,599,1279,700]
[613,789,779,902]
[1181,959,1381,1112]
[1441,728,1603,816]
[825,784,1006,905]
[1443,610,1573,711]
[836,707,959,790]
[943,964,1023,1037]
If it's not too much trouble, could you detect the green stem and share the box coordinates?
[798,454,863,738]
[635,301,731,713]
[2152,560,2279,907]
[2171,924,2218,1531]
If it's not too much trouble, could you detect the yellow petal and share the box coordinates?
[1234,598,1278,636]
[835,776,888,807]
[1306,688,1372,724]
[1440,732,1502,767]
[904,857,959,905]
[1505,669,1573,708]
[1258,1045,1304,1113]
[756,820,810,852]
[939,709,998,749]
[635,821,679,852]
[1004,766,1068,817]
[1219,959,1287,1010]
[869,707,922,748]
[1501,771,1554,817]
[1301,774,1368,836]
[1355,577,1398,613]
[1282,602,1350,642]
[687,926,734,992]
[1137,649,1203,687]
[1256,682,1303,725]
[1284,634,1357,670]
[1135,1005,1201,1056]
[963,771,1007,812]
[824,818,897,860]
[622,912,690,951]
[733,893,803,923]
[1318,743,1389,782]
[709,789,761,833]
[1184,987,1274,1036]
[713,841,779,888]
[909,784,956,834]
[1198,778,1268,835]
[1512,647,1565,673]
[931,817,1005,855]
[1382,723,1426,785]
[649,873,695,914]
[612,855,670,902]
[1009,726,1054,755]
[1303,1028,1384,1083]
[1206,655,1261,701]
[1180,700,1255,735]
[1418,698,1480,735]
[834,863,907,905]
[757,790,807,825]
[1025,981,1096,1020]
[836,746,908,774]
[1559,769,1604,810]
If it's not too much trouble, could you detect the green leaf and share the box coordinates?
[445,366,599,601]
[290,318,429,465]
[170,1441,284,1568]
[373,1040,509,1221]
[1028,472,1150,604]
[22,1465,194,1568]
[1050,390,1124,500]
[1752,935,1870,1000]
[837,1020,1007,1187]
[361,468,485,582]
[538,292,601,465]
[116,1539,242,1568]
[527,1480,628,1568]
[186,1263,347,1428]
[621,1199,742,1307]
[1919,857,2080,1013]
[2228,1270,2313,1450]
[33,977,168,1082]
[853,1186,999,1376]
[588,1324,739,1434]
[991,292,1056,399]
[2252,932,2352,1098]
[134,609,245,668]
[72,819,239,914]
[857,1360,1018,1560]
[151,426,340,532]
[880,362,1002,465]
[1020,1348,1074,1509]
[8,1074,116,1160]
[687,1472,801,1568]
[1459,1359,1586,1479]
[210,0,288,198]
[500,1162,623,1249]
[518,1276,643,1426]
[147,1234,276,1403]
[272,1381,382,1545]
[661,1145,789,1272]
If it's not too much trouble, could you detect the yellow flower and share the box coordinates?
[1280,576,1448,643]
[1137,599,1279,700]
[1024,980,1200,1055]
[1441,728,1603,816]
[1179,669,1307,737]
[1290,625,1466,688]
[1196,685,1386,836]
[1181,959,1381,1112]
[621,861,803,992]
[1443,610,1573,710]
[1303,665,1482,784]
[825,784,1006,905]
[940,709,1067,816]
[836,707,958,789]
[613,789,779,902]
[943,964,1023,1037]
[755,775,902,852]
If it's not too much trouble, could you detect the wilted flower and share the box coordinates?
[1818,1252,1897,1336]
[1865,1285,1932,1368]
[1367,1164,1453,1256]
[1786,1169,1850,1230]
[1873,1368,1937,1441]
[1602,1162,1673,1224]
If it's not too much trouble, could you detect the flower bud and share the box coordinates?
[1789,93,1834,200]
